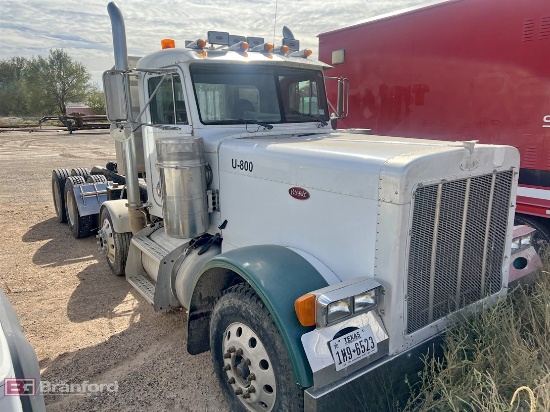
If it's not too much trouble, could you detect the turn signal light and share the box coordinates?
[264,43,274,52]
[161,38,175,49]
[295,293,316,326]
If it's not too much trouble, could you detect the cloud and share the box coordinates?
[0,0,431,85]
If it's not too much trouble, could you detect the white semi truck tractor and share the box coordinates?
[50,3,521,411]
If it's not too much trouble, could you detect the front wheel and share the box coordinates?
[97,207,131,276]
[210,284,303,412]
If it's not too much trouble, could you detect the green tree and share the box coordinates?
[86,86,106,115]
[0,57,29,116]
[23,49,91,115]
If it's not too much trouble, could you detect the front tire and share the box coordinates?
[98,207,131,276]
[65,176,95,238]
[210,284,303,412]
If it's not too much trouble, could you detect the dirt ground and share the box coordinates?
[0,128,228,411]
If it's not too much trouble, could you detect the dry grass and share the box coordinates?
[407,248,550,412]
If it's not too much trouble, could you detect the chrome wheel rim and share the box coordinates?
[53,181,63,216]
[98,218,115,264]
[222,322,276,412]
[66,191,75,226]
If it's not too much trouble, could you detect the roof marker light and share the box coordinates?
[251,43,274,53]
[289,48,313,58]
[187,38,207,49]
[161,39,175,49]
[228,41,249,52]
[276,45,290,55]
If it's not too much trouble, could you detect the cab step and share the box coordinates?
[127,274,155,305]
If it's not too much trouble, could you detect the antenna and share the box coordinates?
[272,0,278,46]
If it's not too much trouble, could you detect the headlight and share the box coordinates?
[510,225,537,253]
[327,299,351,323]
[295,278,383,327]
[354,289,377,312]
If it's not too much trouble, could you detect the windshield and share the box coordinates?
[190,63,329,125]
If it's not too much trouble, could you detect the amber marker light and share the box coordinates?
[161,38,176,49]
[280,45,290,55]
[240,41,250,52]
[304,49,313,58]
[197,38,207,49]
[295,293,316,327]
[264,43,274,52]
[196,50,207,58]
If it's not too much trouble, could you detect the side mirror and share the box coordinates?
[324,76,349,122]
[336,77,349,119]
[102,70,128,122]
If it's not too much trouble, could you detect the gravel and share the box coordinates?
[0,128,229,412]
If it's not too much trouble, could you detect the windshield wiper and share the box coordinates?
[205,119,273,129]
[287,111,329,126]
[240,119,274,130]
[206,120,243,125]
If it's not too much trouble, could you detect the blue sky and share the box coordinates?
[0,0,432,86]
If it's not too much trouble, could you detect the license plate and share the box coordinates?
[329,325,377,371]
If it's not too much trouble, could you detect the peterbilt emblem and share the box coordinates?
[289,187,310,200]
[460,156,479,171]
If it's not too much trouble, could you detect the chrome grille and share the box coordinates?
[406,171,513,334]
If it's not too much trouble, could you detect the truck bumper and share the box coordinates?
[304,335,444,412]
[508,225,543,287]
[509,245,542,287]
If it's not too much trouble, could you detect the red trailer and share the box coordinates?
[319,0,550,244]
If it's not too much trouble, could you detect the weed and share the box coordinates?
[407,249,550,412]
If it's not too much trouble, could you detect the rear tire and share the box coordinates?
[70,167,90,180]
[97,207,131,276]
[86,174,108,184]
[514,214,550,253]
[210,284,303,412]
[52,168,70,223]
[65,176,95,238]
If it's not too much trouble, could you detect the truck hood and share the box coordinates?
[219,131,519,204]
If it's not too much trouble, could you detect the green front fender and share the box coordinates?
[198,245,329,388]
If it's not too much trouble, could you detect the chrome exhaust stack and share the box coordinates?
[107,2,146,233]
